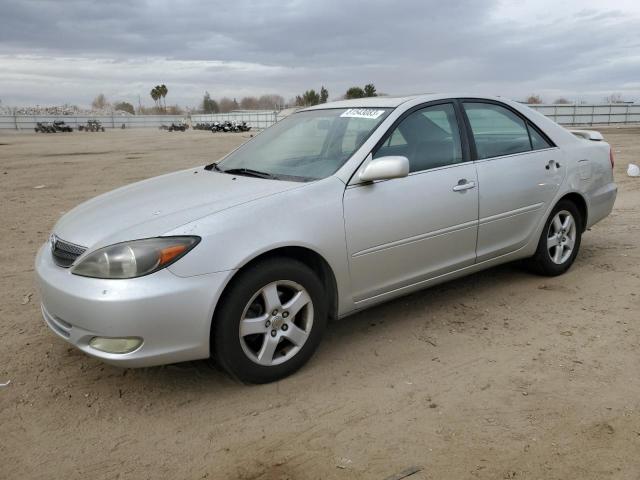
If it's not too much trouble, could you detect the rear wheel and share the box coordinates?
[526,200,582,276]
[212,258,327,383]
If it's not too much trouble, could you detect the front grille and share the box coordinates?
[51,236,87,267]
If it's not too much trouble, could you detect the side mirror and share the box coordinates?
[359,155,410,182]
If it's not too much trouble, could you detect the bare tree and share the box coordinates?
[219,97,238,113]
[92,93,109,110]
[605,93,625,104]
[553,98,571,104]
[257,94,285,110]
[166,104,183,115]
[525,94,543,104]
[240,96,260,109]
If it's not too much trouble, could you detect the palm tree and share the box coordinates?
[150,87,159,110]
[159,84,168,111]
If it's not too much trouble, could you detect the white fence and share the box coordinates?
[1,104,639,130]
[527,103,640,125]
[0,111,278,131]
[0,114,187,131]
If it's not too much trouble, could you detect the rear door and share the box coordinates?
[343,102,479,302]
[461,101,565,262]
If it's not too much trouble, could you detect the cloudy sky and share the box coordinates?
[1,0,640,108]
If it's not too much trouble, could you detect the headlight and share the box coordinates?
[71,236,199,279]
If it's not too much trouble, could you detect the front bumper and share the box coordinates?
[35,244,233,367]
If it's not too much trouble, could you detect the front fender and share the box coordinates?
[166,176,355,315]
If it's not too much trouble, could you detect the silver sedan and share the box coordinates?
[36,94,617,383]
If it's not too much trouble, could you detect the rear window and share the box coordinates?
[463,102,531,159]
[529,124,553,150]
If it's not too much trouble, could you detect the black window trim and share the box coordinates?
[457,98,557,161]
[369,99,472,175]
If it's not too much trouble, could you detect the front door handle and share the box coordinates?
[453,179,476,192]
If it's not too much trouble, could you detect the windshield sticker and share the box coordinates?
[340,108,386,119]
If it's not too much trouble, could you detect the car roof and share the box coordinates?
[299,93,511,111]
[300,95,421,110]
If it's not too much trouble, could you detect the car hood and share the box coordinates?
[53,167,303,248]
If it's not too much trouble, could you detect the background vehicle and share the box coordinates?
[79,120,105,132]
[168,122,187,132]
[34,122,55,133]
[36,94,616,383]
[160,122,188,132]
[52,120,73,132]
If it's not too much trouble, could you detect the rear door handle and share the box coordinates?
[453,179,476,192]
[546,160,561,170]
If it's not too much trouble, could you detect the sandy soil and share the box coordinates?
[1,127,639,480]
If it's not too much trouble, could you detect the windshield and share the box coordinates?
[217,108,392,181]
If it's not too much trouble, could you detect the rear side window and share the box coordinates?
[464,102,532,159]
[374,103,463,172]
[528,124,553,150]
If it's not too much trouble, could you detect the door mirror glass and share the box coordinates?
[359,155,410,182]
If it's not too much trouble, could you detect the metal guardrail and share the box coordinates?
[0,114,187,130]
[527,103,640,125]
[1,105,639,130]
[0,111,278,130]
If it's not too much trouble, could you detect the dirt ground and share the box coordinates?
[1,126,639,480]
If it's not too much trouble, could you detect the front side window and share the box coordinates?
[374,103,463,172]
[464,102,532,159]
[218,108,391,181]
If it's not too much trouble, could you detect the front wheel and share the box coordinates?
[526,200,582,276]
[212,258,327,383]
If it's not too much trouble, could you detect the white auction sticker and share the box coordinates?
[340,108,386,119]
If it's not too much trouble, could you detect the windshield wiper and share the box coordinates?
[204,162,222,172]
[220,167,277,179]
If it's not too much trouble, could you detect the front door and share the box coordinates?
[343,102,479,303]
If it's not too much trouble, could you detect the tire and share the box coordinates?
[212,258,327,383]
[526,200,583,276]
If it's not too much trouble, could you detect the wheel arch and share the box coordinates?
[557,192,588,231]
[213,245,340,326]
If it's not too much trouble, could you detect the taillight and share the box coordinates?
[610,148,615,169]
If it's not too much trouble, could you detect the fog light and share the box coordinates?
[89,337,142,354]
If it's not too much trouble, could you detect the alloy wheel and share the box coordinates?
[547,210,576,265]
[238,280,314,366]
